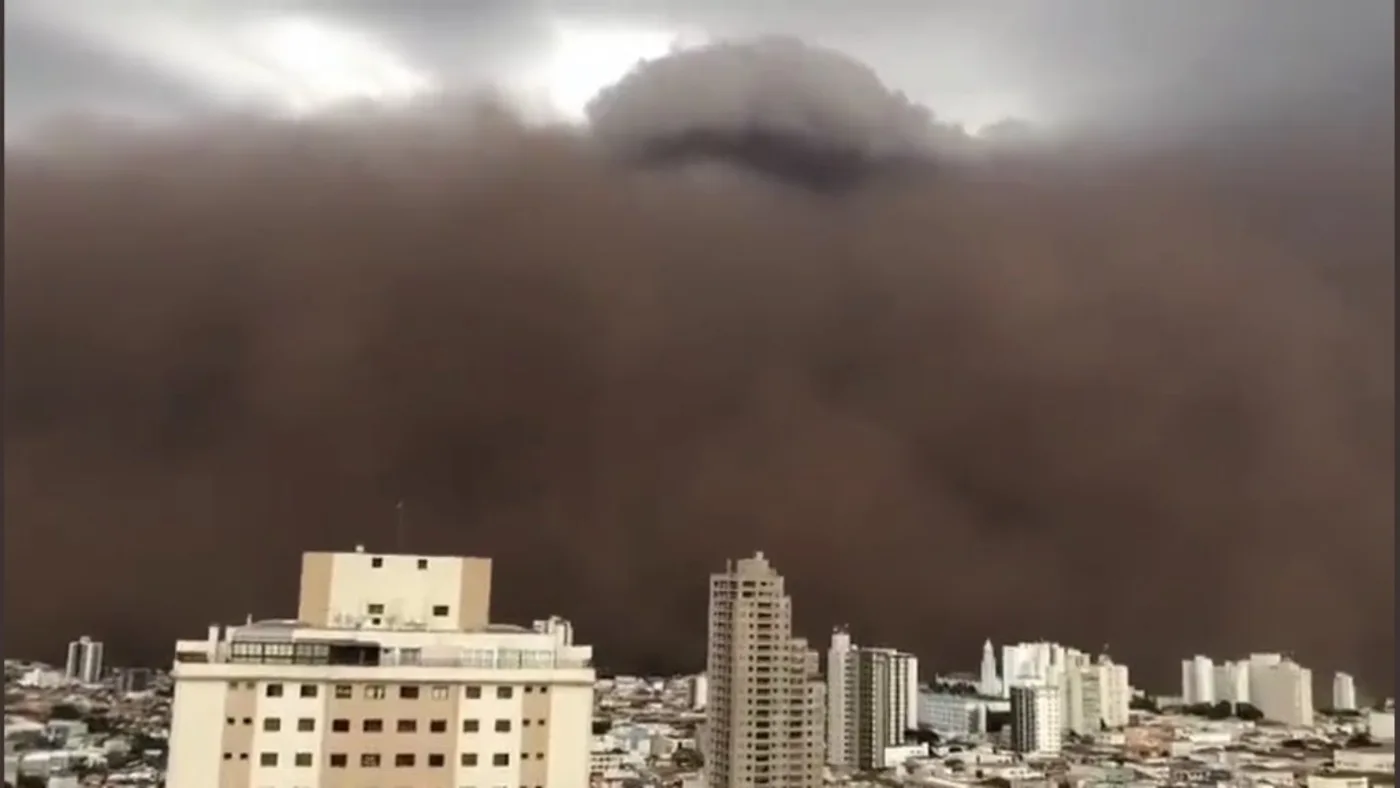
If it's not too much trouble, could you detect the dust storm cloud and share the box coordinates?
[3,36,1393,693]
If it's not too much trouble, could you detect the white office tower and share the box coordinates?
[1064,655,1131,735]
[165,548,596,788]
[979,640,1001,697]
[1010,684,1062,756]
[706,552,825,788]
[825,628,918,770]
[1333,672,1358,711]
[64,636,104,685]
[690,674,709,711]
[1181,655,1216,704]
[1001,642,1071,697]
[1213,660,1251,704]
[1251,657,1314,727]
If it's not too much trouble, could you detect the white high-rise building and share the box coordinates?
[1001,642,1074,696]
[825,628,918,770]
[706,552,825,788]
[65,636,104,685]
[1064,655,1131,735]
[1181,656,1216,704]
[1251,657,1313,727]
[1010,684,1061,756]
[1213,661,1251,704]
[978,640,1001,697]
[165,547,595,788]
[1333,672,1358,712]
[690,674,709,711]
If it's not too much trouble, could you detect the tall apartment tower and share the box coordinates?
[1333,672,1358,711]
[65,636,105,685]
[826,628,918,770]
[165,546,595,788]
[1009,684,1062,756]
[706,552,825,788]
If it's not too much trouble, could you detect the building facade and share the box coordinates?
[166,547,595,788]
[1063,656,1131,735]
[917,687,1009,737]
[705,552,825,788]
[1181,655,1216,705]
[825,628,918,770]
[1333,672,1358,711]
[1009,684,1061,756]
[65,636,104,685]
[1250,656,1313,727]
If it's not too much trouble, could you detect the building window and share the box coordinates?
[494,719,511,733]
[465,685,482,699]
[429,719,447,733]
[430,685,450,700]
[328,753,347,768]
[331,719,350,733]
[294,752,313,767]
[363,719,384,733]
[536,718,546,726]
[394,753,416,767]
[460,753,478,766]
[360,753,381,767]
[262,718,281,732]
[492,753,510,767]
[534,752,546,759]
[222,753,231,760]
[225,717,234,725]
[367,603,384,615]
[396,719,417,733]
[432,604,450,616]
[462,719,479,733]
[427,753,446,767]
[522,719,531,727]
[334,684,353,699]
[259,753,278,767]
[417,559,429,570]
[299,684,318,698]
[265,683,284,698]
[371,557,383,568]
[537,685,548,694]
[296,718,315,732]
[496,686,513,700]
[399,685,420,700]
[366,685,386,699]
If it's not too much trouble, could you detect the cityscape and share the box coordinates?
[4,548,1393,788]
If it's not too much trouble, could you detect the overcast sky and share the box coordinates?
[6,0,1393,137]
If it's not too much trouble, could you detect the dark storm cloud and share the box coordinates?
[4,8,1394,696]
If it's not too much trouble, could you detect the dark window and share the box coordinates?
[460,753,478,766]
[428,753,446,767]
[361,753,381,767]
[494,719,511,733]
[296,718,315,732]
[395,753,416,767]
[334,684,353,699]
[399,685,420,699]
[465,685,482,699]
[396,719,417,733]
[259,753,278,767]
[432,605,450,616]
[370,557,383,568]
[429,719,447,733]
[222,753,231,760]
[367,603,385,615]
[265,683,284,698]
[363,719,384,732]
[462,719,480,733]
[294,752,313,767]
[496,686,513,699]
[492,753,510,767]
[331,719,350,733]
[417,559,429,569]
[328,753,347,768]
[299,684,318,698]
[262,718,281,732]
[537,685,549,694]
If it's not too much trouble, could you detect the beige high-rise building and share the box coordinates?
[165,546,595,788]
[705,552,825,788]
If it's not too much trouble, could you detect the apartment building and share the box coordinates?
[1009,684,1061,756]
[826,628,919,770]
[705,552,825,788]
[65,636,104,685]
[166,546,595,788]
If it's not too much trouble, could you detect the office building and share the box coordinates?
[826,628,918,770]
[1250,656,1313,727]
[1181,655,1216,705]
[1063,655,1131,735]
[1009,684,1061,756]
[917,685,1009,737]
[1213,660,1251,705]
[165,546,595,788]
[65,636,104,685]
[705,552,824,788]
[1333,672,1358,712]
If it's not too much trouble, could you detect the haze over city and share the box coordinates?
[3,0,1393,696]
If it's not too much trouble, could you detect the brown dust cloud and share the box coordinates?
[4,39,1394,693]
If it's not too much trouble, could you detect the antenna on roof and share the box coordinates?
[395,500,407,552]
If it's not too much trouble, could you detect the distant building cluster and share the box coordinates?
[9,545,1395,788]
